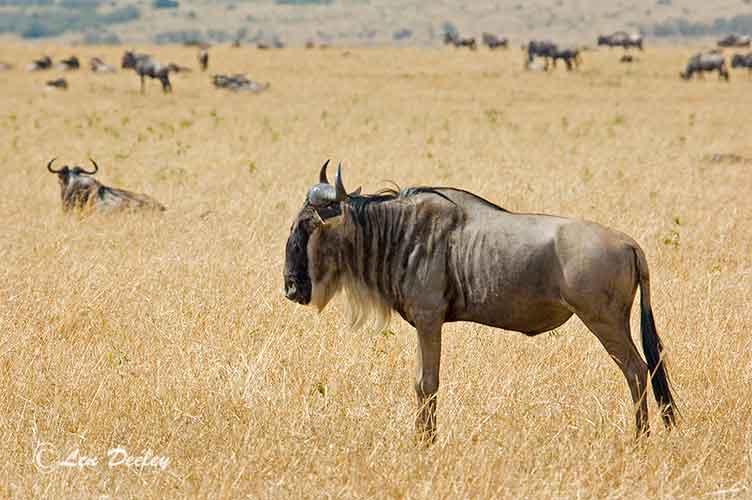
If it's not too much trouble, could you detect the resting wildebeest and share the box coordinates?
[284,162,678,442]
[552,47,582,70]
[718,34,751,48]
[121,51,172,93]
[47,158,165,213]
[59,55,80,71]
[731,53,752,75]
[482,33,509,50]
[597,32,643,51]
[0,62,13,71]
[90,57,116,73]
[212,74,270,93]
[45,78,68,90]
[527,40,557,70]
[26,56,52,72]
[681,52,729,81]
[443,32,477,50]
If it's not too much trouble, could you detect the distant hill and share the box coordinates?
[1,0,751,46]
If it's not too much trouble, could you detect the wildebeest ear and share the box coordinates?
[350,187,362,197]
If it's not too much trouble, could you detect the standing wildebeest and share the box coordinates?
[59,55,80,70]
[121,51,172,94]
[284,162,677,441]
[443,32,477,50]
[527,40,557,70]
[731,53,752,75]
[597,31,643,50]
[26,56,52,72]
[198,47,209,71]
[482,33,509,50]
[90,57,116,73]
[552,47,582,70]
[681,52,729,81]
[47,158,165,213]
[718,34,751,48]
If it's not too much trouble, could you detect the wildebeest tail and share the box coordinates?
[633,245,678,428]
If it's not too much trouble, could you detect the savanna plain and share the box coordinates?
[1,44,751,498]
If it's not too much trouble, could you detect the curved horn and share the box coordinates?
[319,159,331,184]
[334,162,347,201]
[47,157,62,174]
[81,158,99,175]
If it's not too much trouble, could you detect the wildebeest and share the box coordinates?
[717,34,751,48]
[284,162,677,441]
[198,47,209,71]
[443,32,477,50]
[597,31,643,50]
[90,57,116,73]
[26,55,52,72]
[527,40,557,70]
[552,47,582,70]
[482,33,509,50]
[121,51,172,93]
[212,74,270,93]
[59,55,80,71]
[45,78,68,90]
[47,158,165,213]
[0,62,13,71]
[731,53,752,75]
[620,54,636,63]
[681,52,729,81]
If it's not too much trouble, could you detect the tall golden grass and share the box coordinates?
[1,44,751,498]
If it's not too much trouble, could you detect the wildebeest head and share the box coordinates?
[284,160,360,307]
[47,157,98,189]
[121,51,137,69]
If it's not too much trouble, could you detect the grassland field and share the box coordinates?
[1,44,751,498]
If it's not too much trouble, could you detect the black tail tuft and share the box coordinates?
[640,292,678,428]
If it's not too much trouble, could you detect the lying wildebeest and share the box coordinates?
[527,40,557,70]
[198,47,209,71]
[731,53,752,75]
[552,47,582,70]
[90,57,116,73]
[443,32,477,50]
[47,158,165,213]
[718,34,751,48]
[681,52,729,81]
[59,55,80,71]
[620,54,636,63]
[597,31,643,51]
[45,78,68,90]
[121,51,172,93]
[0,62,13,71]
[212,74,270,93]
[482,33,508,49]
[284,162,678,441]
[26,55,52,72]
[166,62,192,74]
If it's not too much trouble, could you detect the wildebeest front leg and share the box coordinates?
[414,323,442,443]
[140,74,145,94]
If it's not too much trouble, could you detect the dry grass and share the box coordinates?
[0,44,751,498]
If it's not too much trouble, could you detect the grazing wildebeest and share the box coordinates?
[718,34,751,48]
[121,51,172,94]
[284,162,678,442]
[681,52,729,81]
[597,31,643,51]
[212,74,270,93]
[26,56,52,72]
[443,32,477,50]
[482,33,509,50]
[59,55,80,70]
[527,40,557,70]
[89,57,116,73]
[731,53,752,75]
[198,47,209,71]
[45,78,68,90]
[47,158,165,213]
[552,47,582,70]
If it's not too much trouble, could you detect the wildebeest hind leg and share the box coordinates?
[581,315,650,437]
[414,321,442,444]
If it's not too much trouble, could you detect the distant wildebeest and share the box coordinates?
[47,158,165,213]
[681,52,729,81]
[198,47,209,71]
[212,74,270,93]
[717,34,751,48]
[482,33,509,49]
[166,63,192,74]
[305,40,316,49]
[59,55,80,71]
[443,32,477,50]
[527,40,557,70]
[552,47,582,70]
[620,54,636,63]
[0,62,13,71]
[45,78,68,90]
[26,56,52,72]
[121,51,172,94]
[731,53,752,75]
[597,31,643,50]
[89,57,116,73]
[284,161,677,441]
